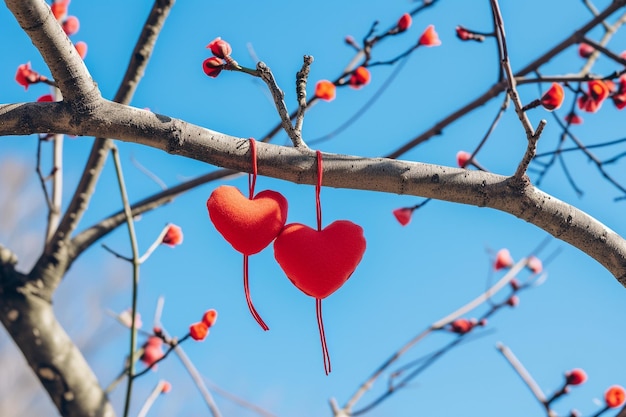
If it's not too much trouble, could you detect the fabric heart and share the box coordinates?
[207,185,288,255]
[273,220,366,299]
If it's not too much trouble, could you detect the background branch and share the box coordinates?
[385,0,626,158]
[0,281,115,417]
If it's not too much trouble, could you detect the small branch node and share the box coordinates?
[294,55,314,141]
[514,119,546,180]
[256,61,308,149]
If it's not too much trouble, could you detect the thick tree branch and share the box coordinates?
[1,99,625,283]
[40,0,175,277]
[4,0,100,103]
[15,0,176,296]
[0,281,114,417]
[114,0,175,105]
[2,2,176,417]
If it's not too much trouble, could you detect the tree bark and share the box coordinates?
[1,99,625,283]
[0,249,115,417]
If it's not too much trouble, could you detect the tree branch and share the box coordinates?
[15,0,176,295]
[385,0,626,159]
[4,0,100,102]
[1,3,176,417]
[0,282,115,417]
[1,99,625,283]
[69,169,239,265]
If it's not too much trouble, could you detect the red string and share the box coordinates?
[243,138,269,331]
[316,150,323,232]
[244,255,269,331]
[314,151,330,373]
[248,138,257,199]
[317,298,331,374]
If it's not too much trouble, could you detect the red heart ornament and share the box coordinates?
[273,220,366,299]
[207,185,288,255]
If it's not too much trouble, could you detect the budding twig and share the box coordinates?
[160,324,223,417]
[490,0,546,180]
[338,258,526,416]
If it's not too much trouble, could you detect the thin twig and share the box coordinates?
[581,36,626,66]
[154,296,165,329]
[533,83,579,187]
[136,380,169,417]
[253,0,440,147]
[131,155,167,190]
[490,0,547,180]
[489,0,505,82]
[112,146,142,417]
[35,136,53,212]
[70,169,241,263]
[351,338,468,416]
[549,114,626,196]
[465,94,510,169]
[389,329,495,378]
[583,0,612,31]
[338,259,525,415]
[514,119,546,179]
[162,325,223,417]
[256,61,304,148]
[203,379,278,417]
[45,87,64,243]
[137,224,171,264]
[367,42,421,67]
[431,258,526,329]
[516,71,626,85]
[385,1,626,159]
[294,55,313,141]
[496,342,556,417]
[154,315,274,417]
[490,0,538,139]
[579,11,626,76]
[310,52,413,146]
[557,153,584,197]
[132,334,191,379]
[137,380,166,417]
[340,328,432,414]
[38,0,176,284]
[603,150,626,165]
[101,243,133,262]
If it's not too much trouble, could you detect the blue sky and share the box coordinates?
[2,1,626,416]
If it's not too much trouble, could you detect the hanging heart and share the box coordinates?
[206,139,287,330]
[273,150,366,374]
[207,186,288,255]
[273,220,366,299]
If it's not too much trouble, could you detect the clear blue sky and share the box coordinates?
[1,1,626,416]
